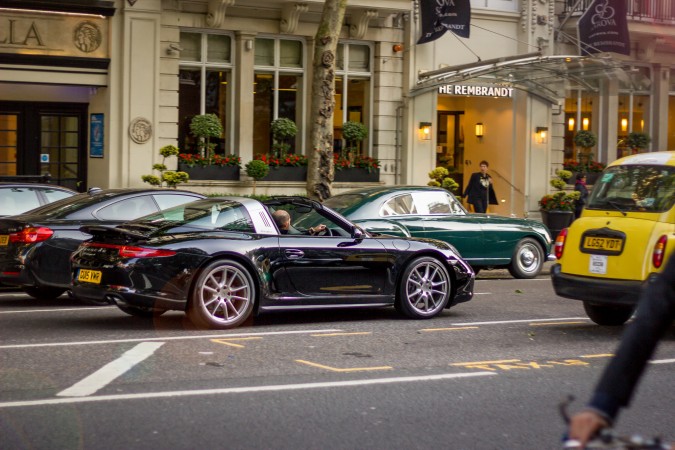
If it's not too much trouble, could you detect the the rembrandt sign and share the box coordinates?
[439,84,514,97]
[0,10,108,59]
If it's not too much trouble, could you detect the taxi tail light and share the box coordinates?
[9,227,54,243]
[83,242,176,258]
[652,235,667,269]
[554,228,568,260]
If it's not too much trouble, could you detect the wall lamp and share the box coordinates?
[582,117,590,130]
[536,126,548,144]
[475,122,484,139]
[620,118,628,132]
[568,117,575,131]
[419,122,432,140]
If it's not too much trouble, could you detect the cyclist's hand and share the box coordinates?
[568,410,609,448]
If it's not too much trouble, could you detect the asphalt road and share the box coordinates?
[1,273,673,449]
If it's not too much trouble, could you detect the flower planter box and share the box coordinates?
[334,168,380,183]
[178,164,240,181]
[263,166,307,181]
[540,209,575,239]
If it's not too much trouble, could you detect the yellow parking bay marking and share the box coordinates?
[310,332,372,337]
[530,321,586,326]
[451,358,590,372]
[420,326,479,332]
[296,359,393,373]
[211,337,262,348]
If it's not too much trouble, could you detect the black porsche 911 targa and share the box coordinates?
[71,196,474,329]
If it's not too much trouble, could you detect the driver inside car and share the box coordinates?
[272,209,327,236]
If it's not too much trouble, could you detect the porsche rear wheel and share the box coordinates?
[117,305,167,318]
[23,286,66,300]
[397,257,451,319]
[508,238,544,279]
[187,259,255,329]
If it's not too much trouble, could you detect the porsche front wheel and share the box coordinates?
[397,257,451,319]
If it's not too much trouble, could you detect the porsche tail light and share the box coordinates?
[554,228,568,260]
[652,235,667,269]
[82,242,176,258]
[9,227,54,243]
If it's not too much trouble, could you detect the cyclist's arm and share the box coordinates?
[590,252,675,420]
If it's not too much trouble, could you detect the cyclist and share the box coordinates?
[568,252,675,447]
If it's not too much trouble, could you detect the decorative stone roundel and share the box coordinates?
[129,117,152,144]
[73,21,102,53]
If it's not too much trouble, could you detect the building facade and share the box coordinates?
[0,0,673,218]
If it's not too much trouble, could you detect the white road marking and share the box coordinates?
[0,306,113,314]
[0,329,344,349]
[650,358,675,365]
[57,342,165,397]
[451,318,590,326]
[0,371,497,408]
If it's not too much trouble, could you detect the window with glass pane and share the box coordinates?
[178,32,232,156]
[334,43,372,157]
[0,114,18,176]
[253,38,305,157]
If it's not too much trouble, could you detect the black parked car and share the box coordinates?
[0,182,76,217]
[0,188,205,299]
[71,196,474,329]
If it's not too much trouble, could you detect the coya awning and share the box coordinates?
[412,52,635,104]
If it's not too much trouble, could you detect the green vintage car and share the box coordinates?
[324,186,554,279]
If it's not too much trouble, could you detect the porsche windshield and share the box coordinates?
[587,165,675,213]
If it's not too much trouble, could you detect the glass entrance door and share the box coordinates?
[0,102,87,190]
[0,113,18,177]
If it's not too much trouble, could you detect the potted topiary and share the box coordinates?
[270,118,298,159]
[336,121,376,182]
[626,132,651,154]
[538,169,580,238]
[427,167,459,193]
[245,159,270,195]
[141,144,190,188]
[574,130,597,168]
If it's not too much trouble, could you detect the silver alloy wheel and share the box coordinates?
[197,263,253,326]
[402,258,450,317]
[509,238,544,279]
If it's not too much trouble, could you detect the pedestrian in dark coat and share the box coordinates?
[574,173,589,219]
[463,160,497,213]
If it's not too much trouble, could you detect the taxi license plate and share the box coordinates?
[0,235,8,246]
[583,236,623,252]
[78,269,102,284]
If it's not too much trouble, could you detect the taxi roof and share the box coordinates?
[609,151,675,167]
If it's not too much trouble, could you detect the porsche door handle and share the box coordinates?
[284,249,304,259]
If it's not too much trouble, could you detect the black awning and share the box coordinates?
[0,0,115,17]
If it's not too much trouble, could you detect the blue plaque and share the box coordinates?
[90,113,104,158]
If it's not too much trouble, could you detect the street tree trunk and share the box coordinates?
[305,0,347,201]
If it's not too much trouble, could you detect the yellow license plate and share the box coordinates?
[583,237,623,252]
[0,235,8,246]
[78,269,102,284]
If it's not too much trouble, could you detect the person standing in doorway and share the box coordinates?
[463,160,497,213]
[574,173,589,219]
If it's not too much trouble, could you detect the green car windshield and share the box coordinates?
[587,165,675,213]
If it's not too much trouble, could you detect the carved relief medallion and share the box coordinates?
[73,21,102,53]
[129,117,152,144]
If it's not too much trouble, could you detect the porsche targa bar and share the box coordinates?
[71,197,474,329]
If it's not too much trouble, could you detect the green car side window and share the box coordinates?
[380,194,416,216]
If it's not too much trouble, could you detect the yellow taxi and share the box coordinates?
[551,151,675,325]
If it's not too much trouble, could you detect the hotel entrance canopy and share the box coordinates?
[412,52,635,104]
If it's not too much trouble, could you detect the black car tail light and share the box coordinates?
[82,242,176,258]
[9,227,54,243]
[554,228,567,260]
[652,235,667,269]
